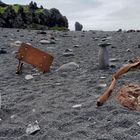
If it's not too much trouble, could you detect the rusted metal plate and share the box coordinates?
[16,43,54,73]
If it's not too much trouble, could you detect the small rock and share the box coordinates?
[40,40,51,44]
[138,45,140,48]
[37,31,46,34]
[56,62,79,72]
[98,42,111,47]
[126,48,132,52]
[137,122,140,126]
[10,41,22,47]
[0,48,7,54]
[40,39,56,44]
[10,115,16,119]
[26,124,40,135]
[109,58,120,62]
[15,41,22,45]
[73,45,80,48]
[25,75,33,80]
[65,48,73,52]
[72,104,82,108]
[63,52,74,57]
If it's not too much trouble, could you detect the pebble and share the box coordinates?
[25,75,33,80]
[109,58,120,62]
[26,124,40,135]
[40,39,55,44]
[73,45,80,48]
[0,48,7,54]
[72,104,82,108]
[10,41,22,47]
[63,52,74,57]
[137,122,140,126]
[40,39,51,44]
[56,62,79,72]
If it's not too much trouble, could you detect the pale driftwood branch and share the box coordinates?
[97,58,140,106]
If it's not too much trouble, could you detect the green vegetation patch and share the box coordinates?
[49,26,68,31]
[0,6,6,13]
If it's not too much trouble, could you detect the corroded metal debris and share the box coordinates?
[16,43,54,74]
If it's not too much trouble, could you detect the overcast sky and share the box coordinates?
[3,0,140,31]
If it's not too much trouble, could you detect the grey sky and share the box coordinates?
[3,0,140,30]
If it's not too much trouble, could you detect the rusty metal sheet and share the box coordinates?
[16,43,54,73]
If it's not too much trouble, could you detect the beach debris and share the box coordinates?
[56,62,79,72]
[72,104,82,108]
[75,21,83,31]
[25,75,33,80]
[97,57,140,107]
[26,123,40,135]
[98,43,111,69]
[116,84,140,111]
[0,48,7,54]
[15,43,54,74]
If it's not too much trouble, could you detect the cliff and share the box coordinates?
[0,1,68,30]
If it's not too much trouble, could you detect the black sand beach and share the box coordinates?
[0,28,140,140]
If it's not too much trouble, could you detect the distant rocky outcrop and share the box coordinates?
[0,1,68,30]
[75,22,83,31]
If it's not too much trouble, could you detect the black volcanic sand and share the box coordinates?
[0,28,140,140]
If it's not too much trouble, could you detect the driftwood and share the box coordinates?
[97,57,140,106]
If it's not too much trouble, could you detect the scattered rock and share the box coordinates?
[0,48,7,54]
[56,62,79,72]
[137,122,140,126]
[25,75,33,80]
[40,39,51,44]
[109,58,120,62]
[126,48,132,52]
[63,49,74,56]
[72,104,82,108]
[26,123,40,135]
[37,31,47,34]
[63,52,74,57]
[10,41,22,47]
[40,39,55,44]
[73,45,80,48]
[98,42,111,47]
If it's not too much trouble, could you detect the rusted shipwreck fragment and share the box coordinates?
[16,43,54,74]
[116,84,140,111]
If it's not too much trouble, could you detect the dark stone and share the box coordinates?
[0,48,7,54]
[75,22,83,31]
